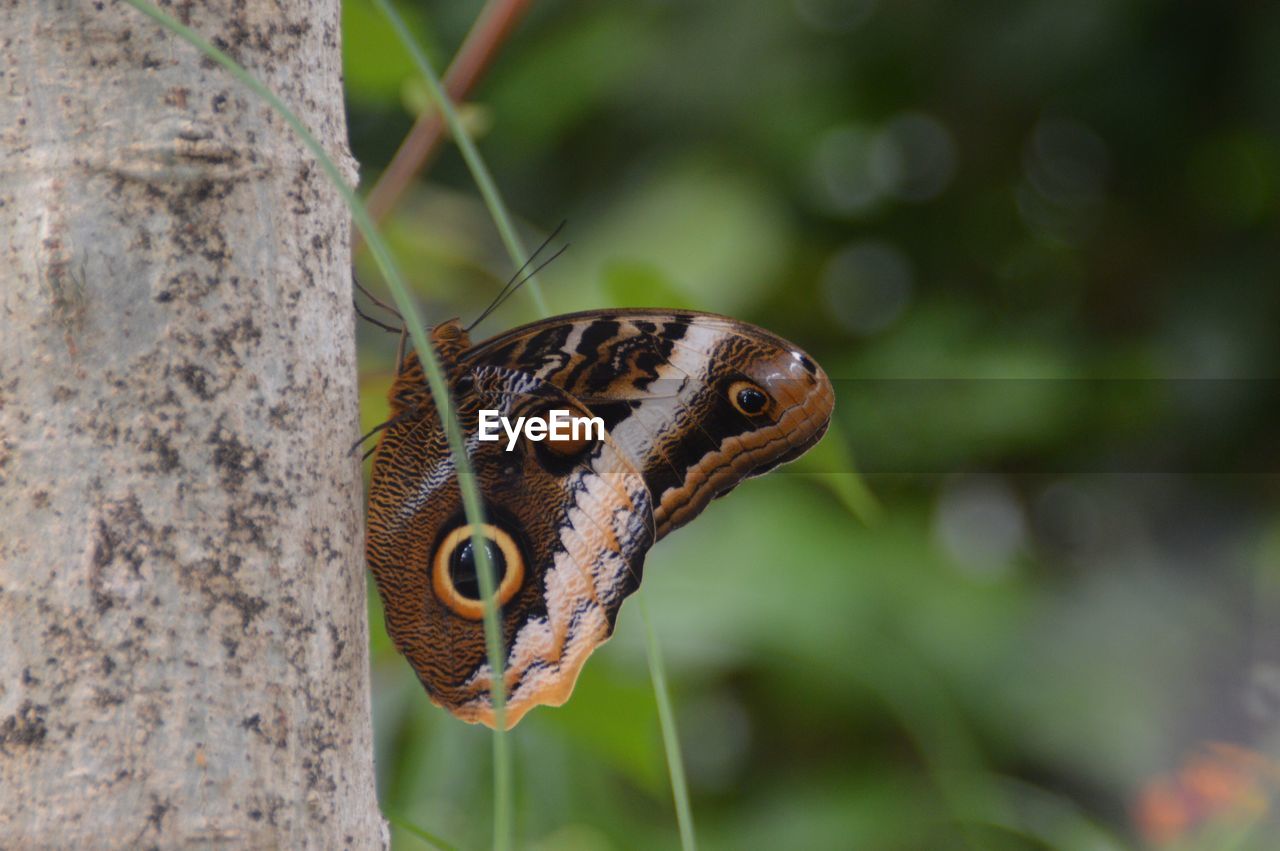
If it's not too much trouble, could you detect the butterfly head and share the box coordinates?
[429,318,472,363]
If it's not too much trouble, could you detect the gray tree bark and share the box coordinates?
[0,2,385,847]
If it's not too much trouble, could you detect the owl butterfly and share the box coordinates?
[366,310,834,728]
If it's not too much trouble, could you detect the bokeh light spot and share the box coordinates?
[793,0,878,33]
[934,475,1026,579]
[812,124,882,215]
[870,112,957,203]
[820,240,913,335]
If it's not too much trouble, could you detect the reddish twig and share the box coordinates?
[357,0,534,252]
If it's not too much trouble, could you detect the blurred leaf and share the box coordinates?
[343,0,436,106]
[601,260,697,310]
[556,158,792,315]
[529,659,667,797]
[1187,131,1280,226]
[790,416,882,525]
[486,7,658,162]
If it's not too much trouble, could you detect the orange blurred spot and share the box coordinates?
[1133,742,1274,846]
[1134,776,1192,845]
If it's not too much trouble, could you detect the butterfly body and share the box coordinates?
[366,311,833,728]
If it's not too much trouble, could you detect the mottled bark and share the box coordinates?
[0,2,384,847]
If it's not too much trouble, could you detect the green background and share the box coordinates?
[346,1,1280,848]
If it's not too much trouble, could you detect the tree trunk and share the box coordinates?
[0,2,385,847]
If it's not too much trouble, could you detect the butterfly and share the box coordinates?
[364,309,834,728]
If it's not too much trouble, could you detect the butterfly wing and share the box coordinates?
[366,362,654,728]
[463,310,836,538]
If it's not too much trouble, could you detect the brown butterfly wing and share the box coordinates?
[366,360,654,728]
[367,312,833,728]
[463,310,835,538]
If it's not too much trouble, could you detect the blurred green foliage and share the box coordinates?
[345,0,1280,848]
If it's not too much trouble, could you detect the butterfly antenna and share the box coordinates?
[465,220,568,332]
[472,244,569,331]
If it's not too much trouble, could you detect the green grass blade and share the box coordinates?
[370,0,549,318]
[794,418,881,526]
[367,3,528,841]
[641,599,698,851]
[383,809,461,851]
[117,2,512,847]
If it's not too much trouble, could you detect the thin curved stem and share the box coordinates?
[361,0,534,233]
[371,0,549,318]
[642,599,698,851]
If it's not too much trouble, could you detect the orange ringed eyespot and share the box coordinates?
[432,523,524,620]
